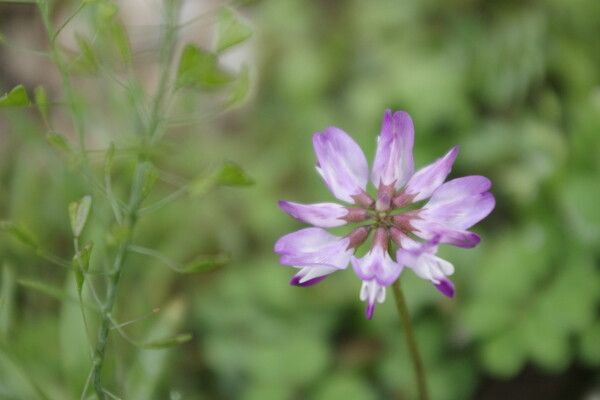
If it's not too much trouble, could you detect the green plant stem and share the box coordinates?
[391,279,429,400]
[91,238,130,400]
[38,0,92,180]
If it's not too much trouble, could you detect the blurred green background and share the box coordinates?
[1,0,600,399]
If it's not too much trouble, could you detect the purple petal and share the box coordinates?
[434,278,455,298]
[371,110,415,189]
[274,228,353,269]
[313,127,369,203]
[290,275,327,286]
[290,267,333,286]
[278,201,349,228]
[404,146,459,202]
[359,280,387,320]
[411,219,481,248]
[421,176,495,230]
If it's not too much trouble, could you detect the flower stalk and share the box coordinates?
[391,278,428,400]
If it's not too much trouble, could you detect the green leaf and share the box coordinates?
[34,86,49,122]
[68,195,92,238]
[140,332,192,349]
[227,64,251,107]
[0,221,39,250]
[74,33,98,72]
[72,241,94,291]
[215,162,254,187]
[105,142,116,173]
[176,44,233,89]
[0,85,31,107]
[130,162,159,207]
[176,253,230,274]
[215,7,252,53]
[46,131,76,155]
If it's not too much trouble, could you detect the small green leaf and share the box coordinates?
[34,86,49,122]
[47,131,76,154]
[130,162,159,207]
[0,221,39,250]
[0,85,31,107]
[140,332,192,349]
[176,44,233,89]
[227,64,251,107]
[73,241,94,291]
[69,196,92,238]
[215,162,254,187]
[74,33,98,72]
[108,20,131,64]
[215,7,252,53]
[177,253,230,274]
[105,142,116,173]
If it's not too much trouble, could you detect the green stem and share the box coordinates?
[91,238,130,400]
[391,279,429,400]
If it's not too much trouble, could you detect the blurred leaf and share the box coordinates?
[0,265,15,339]
[579,321,600,366]
[69,195,92,238]
[17,279,71,304]
[110,20,131,63]
[46,131,78,160]
[480,330,526,377]
[227,64,251,107]
[176,44,233,89]
[72,241,94,291]
[177,253,230,274]
[139,332,192,349]
[130,162,159,208]
[215,162,254,187]
[0,85,31,107]
[215,7,252,53]
[0,221,39,250]
[34,86,49,122]
[74,33,98,72]
[104,142,115,173]
[313,372,377,400]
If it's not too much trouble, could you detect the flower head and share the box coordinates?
[274,110,495,319]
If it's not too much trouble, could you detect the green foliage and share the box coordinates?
[0,85,30,107]
[68,195,92,238]
[176,44,233,89]
[215,7,252,53]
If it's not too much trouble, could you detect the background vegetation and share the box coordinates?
[1,0,599,399]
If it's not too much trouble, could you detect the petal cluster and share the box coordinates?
[275,110,495,319]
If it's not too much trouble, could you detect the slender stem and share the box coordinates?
[91,239,130,400]
[391,279,429,400]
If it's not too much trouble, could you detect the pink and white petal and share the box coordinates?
[371,110,415,189]
[411,219,481,248]
[274,227,340,255]
[352,246,403,285]
[425,175,492,209]
[422,182,495,230]
[396,237,454,284]
[278,201,349,228]
[313,127,369,203]
[404,146,459,202]
[274,228,352,269]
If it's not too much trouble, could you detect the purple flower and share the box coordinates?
[275,110,495,319]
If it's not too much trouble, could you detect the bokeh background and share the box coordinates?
[1,0,600,399]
